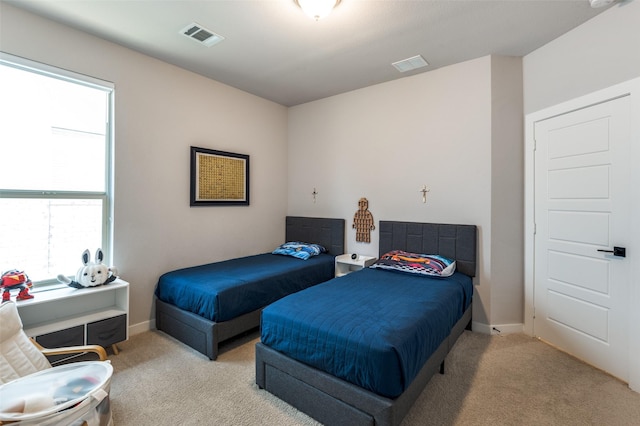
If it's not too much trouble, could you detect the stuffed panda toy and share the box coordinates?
[57,248,118,289]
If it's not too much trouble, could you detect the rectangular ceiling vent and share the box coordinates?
[392,55,428,73]
[180,22,224,47]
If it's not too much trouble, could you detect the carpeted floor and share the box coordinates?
[107,330,640,425]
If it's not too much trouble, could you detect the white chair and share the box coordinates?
[1,301,113,425]
[0,300,107,385]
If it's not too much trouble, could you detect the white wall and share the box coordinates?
[524,0,640,114]
[0,3,289,330]
[490,56,524,328]
[287,56,524,327]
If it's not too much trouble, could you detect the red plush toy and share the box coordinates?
[1,269,34,302]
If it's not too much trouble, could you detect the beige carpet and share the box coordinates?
[107,330,640,425]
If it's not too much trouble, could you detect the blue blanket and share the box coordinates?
[260,268,472,398]
[155,253,335,322]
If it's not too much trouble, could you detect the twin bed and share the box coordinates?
[155,216,345,359]
[256,221,477,426]
[155,217,477,426]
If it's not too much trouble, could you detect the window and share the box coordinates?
[0,53,114,287]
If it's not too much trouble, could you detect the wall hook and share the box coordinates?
[420,185,431,203]
[312,187,318,203]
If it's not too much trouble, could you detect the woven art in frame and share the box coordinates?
[190,146,250,206]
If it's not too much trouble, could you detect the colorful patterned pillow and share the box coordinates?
[272,242,327,260]
[370,250,456,277]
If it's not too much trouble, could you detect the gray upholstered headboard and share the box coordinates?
[285,216,345,255]
[379,221,477,277]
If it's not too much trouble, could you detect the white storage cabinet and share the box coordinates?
[15,279,129,359]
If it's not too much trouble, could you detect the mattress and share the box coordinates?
[260,267,472,398]
[155,252,335,322]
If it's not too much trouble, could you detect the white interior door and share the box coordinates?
[533,95,631,382]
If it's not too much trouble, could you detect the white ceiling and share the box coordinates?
[4,0,614,106]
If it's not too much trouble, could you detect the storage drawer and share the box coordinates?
[87,314,127,347]
[36,325,84,347]
[36,325,85,363]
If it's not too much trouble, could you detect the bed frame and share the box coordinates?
[155,216,345,360]
[255,221,477,426]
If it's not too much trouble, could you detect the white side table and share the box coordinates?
[335,254,377,277]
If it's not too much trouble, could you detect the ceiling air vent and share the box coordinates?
[180,22,224,47]
[392,55,428,73]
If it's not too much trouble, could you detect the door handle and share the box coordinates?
[597,246,626,258]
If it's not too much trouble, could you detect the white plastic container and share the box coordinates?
[0,361,113,425]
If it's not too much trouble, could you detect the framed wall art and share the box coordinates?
[190,146,250,206]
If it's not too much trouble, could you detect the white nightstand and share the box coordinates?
[335,254,377,277]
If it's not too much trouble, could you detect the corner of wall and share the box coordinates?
[489,56,525,326]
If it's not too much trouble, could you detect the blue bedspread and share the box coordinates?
[260,268,472,398]
[155,253,335,322]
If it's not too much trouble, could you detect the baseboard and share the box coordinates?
[131,319,523,337]
[472,322,523,335]
[129,319,154,336]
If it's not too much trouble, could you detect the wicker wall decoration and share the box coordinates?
[352,197,375,243]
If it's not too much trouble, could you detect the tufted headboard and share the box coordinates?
[378,221,477,277]
[285,216,345,255]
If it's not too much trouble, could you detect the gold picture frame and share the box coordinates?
[190,146,250,206]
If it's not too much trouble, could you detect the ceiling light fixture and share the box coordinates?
[295,0,341,21]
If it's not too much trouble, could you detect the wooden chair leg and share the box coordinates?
[111,344,120,355]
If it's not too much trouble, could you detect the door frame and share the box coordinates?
[524,77,640,392]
